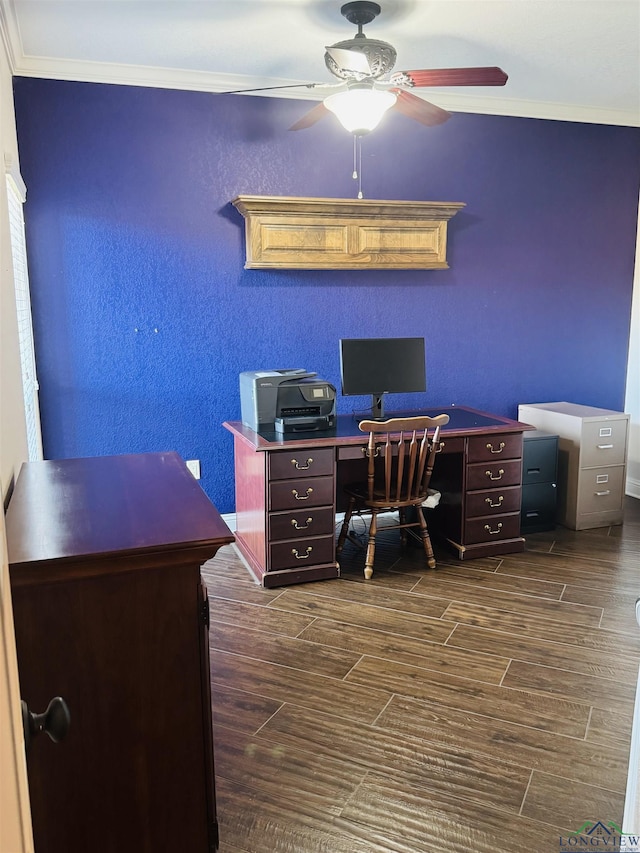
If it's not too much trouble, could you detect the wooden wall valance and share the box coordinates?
[231,195,465,270]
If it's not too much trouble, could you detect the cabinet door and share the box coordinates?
[13,563,213,853]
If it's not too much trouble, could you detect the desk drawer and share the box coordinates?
[269,476,334,511]
[465,512,521,543]
[467,433,523,463]
[337,436,465,461]
[466,459,523,491]
[269,535,336,571]
[269,448,334,480]
[466,486,521,518]
[269,507,335,541]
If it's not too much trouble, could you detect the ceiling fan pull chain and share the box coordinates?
[352,134,358,180]
[357,135,363,198]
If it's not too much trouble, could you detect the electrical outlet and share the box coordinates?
[186,459,201,479]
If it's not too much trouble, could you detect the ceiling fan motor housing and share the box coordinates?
[326,1,396,80]
[325,37,397,80]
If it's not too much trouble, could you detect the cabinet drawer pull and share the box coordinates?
[291,457,313,470]
[597,444,614,450]
[291,547,313,560]
[484,523,503,535]
[292,488,313,501]
[595,490,611,497]
[485,495,504,508]
[486,442,506,454]
[485,468,505,481]
[291,517,313,530]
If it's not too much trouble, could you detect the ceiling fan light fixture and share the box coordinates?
[324,87,397,134]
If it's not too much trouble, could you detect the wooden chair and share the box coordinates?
[336,414,450,579]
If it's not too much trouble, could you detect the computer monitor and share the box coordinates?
[339,337,427,419]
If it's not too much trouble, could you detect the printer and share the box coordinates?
[240,369,336,433]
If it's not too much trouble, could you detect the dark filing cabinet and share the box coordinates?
[521,429,559,533]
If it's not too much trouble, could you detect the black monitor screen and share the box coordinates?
[339,337,427,398]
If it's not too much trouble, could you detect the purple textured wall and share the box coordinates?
[13,78,640,512]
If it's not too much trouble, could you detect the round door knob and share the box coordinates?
[21,696,71,752]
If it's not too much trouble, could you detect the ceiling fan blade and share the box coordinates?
[289,102,331,131]
[391,89,451,127]
[392,67,508,88]
[325,46,372,76]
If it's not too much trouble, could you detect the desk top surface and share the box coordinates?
[224,405,532,451]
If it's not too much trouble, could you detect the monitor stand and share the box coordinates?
[370,394,385,420]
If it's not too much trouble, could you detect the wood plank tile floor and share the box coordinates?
[202,497,640,852]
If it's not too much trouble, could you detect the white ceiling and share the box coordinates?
[1,0,639,126]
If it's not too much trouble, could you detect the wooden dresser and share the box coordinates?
[6,451,234,853]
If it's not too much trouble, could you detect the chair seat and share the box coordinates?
[343,482,429,509]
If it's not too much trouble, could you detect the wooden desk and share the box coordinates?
[6,451,234,853]
[224,406,532,587]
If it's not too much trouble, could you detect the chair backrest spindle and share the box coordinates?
[359,415,450,507]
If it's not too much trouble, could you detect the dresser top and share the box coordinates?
[6,451,234,572]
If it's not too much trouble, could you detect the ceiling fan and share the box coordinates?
[228,1,508,136]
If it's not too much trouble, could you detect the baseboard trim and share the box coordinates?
[627,478,640,500]
[221,512,236,531]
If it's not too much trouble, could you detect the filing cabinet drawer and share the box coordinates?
[269,476,334,511]
[269,447,334,480]
[269,535,336,571]
[523,438,558,485]
[521,482,557,531]
[581,420,628,467]
[467,433,523,463]
[466,459,523,491]
[269,506,335,541]
[466,486,521,518]
[465,513,522,543]
[577,466,625,514]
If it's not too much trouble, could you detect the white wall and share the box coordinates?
[0,25,28,505]
[625,202,640,499]
[0,24,34,853]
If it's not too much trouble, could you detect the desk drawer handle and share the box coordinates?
[292,488,313,501]
[597,444,614,450]
[485,495,504,508]
[595,490,611,497]
[291,457,313,470]
[485,469,505,481]
[486,442,506,454]
[291,517,313,530]
[484,523,503,535]
[292,546,313,560]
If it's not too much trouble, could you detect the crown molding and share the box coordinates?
[0,0,19,72]
[6,49,640,129]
